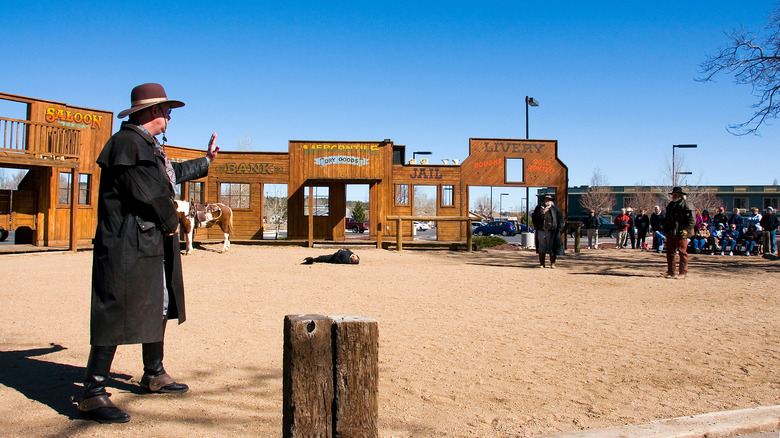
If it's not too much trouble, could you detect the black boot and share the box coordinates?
[538,253,546,268]
[140,335,189,394]
[79,345,130,423]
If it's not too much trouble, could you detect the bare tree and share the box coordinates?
[264,186,287,239]
[698,5,780,135]
[0,168,27,189]
[413,190,436,217]
[471,195,494,220]
[633,188,661,214]
[237,133,254,151]
[579,167,616,216]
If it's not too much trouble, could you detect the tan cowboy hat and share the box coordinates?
[117,83,185,119]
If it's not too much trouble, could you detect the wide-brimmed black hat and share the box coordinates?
[117,83,184,119]
[669,186,687,196]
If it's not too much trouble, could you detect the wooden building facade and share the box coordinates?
[166,137,569,244]
[0,91,569,248]
[0,92,113,247]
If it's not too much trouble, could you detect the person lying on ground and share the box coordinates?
[302,248,360,265]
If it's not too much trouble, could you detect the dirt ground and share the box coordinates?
[0,244,778,437]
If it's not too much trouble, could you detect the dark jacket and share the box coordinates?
[759,212,779,231]
[635,214,650,236]
[91,122,210,346]
[650,211,663,231]
[663,198,695,238]
[583,214,600,229]
[532,204,565,255]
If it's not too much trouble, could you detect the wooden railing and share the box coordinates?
[0,116,81,162]
[383,215,479,251]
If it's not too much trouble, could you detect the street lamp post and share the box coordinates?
[500,193,509,219]
[672,144,697,186]
[525,96,539,225]
[675,171,693,186]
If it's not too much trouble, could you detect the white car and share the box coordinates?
[413,221,430,231]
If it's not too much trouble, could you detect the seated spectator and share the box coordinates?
[701,209,713,230]
[743,224,762,256]
[691,224,710,253]
[720,224,741,256]
[709,224,725,255]
[746,207,763,231]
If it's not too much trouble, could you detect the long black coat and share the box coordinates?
[91,122,210,346]
[532,204,565,255]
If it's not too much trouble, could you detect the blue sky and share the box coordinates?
[2,1,779,210]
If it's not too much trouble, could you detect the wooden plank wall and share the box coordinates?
[0,94,114,246]
[390,164,463,240]
[165,146,289,241]
[287,141,392,241]
[461,138,569,217]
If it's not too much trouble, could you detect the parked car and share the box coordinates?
[345,217,369,233]
[470,221,486,230]
[507,220,534,233]
[473,220,517,236]
[413,221,430,231]
[566,216,617,238]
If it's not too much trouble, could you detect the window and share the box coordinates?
[220,182,250,209]
[505,158,524,183]
[304,186,329,216]
[442,185,454,206]
[59,172,71,204]
[59,172,90,205]
[733,197,748,210]
[764,197,779,209]
[188,182,204,204]
[623,196,636,209]
[78,174,91,205]
[396,184,409,205]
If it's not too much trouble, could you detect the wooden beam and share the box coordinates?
[70,167,79,252]
[332,316,379,438]
[283,314,334,438]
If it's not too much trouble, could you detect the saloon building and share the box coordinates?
[0,91,570,248]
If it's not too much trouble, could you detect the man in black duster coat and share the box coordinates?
[79,83,219,423]
[532,194,565,268]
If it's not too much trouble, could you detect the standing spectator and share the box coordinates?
[614,208,630,249]
[662,186,695,279]
[635,209,650,249]
[626,207,637,249]
[721,224,741,256]
[650,205,664,252]
[728,208,744,231]
[746,207,763,231]
[743,224,762,256]
[532,194,565,268]
[78,83,220,424]
[713,206,729,228]
[759,206,778,255]
[583,209,600,249]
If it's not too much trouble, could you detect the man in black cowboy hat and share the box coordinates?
[662,186,695,279]
[79,83,219,423]
[531,193,565,268]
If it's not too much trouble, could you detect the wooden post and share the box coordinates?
[283,314,334,438]
[70,167,79,252]
[332,316,379,438]
[375,221,382,249]
[466,219,473,252]
[395,217,403,251]
[307,186,314,248]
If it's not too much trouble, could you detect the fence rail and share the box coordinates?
[383,215,478,251]
[0,116,81,162]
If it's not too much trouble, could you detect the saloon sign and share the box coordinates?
[45,107,103,130]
